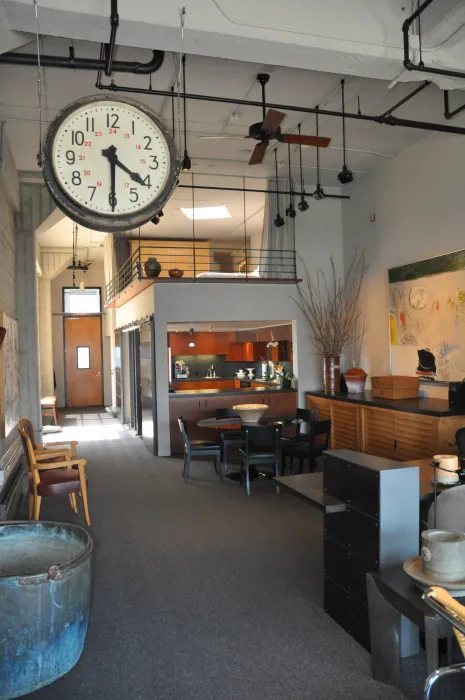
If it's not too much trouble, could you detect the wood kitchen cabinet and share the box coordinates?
[307,391,465,461]
[226,341,267,362]
[169,332,230,356]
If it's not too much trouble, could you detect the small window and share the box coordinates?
[77,346,90,369]
[64,288,101,313]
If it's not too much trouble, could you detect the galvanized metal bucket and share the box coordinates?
[0,521,92,699]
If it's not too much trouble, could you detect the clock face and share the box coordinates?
[42,95,179,231]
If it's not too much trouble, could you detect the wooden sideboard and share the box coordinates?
[306,391,465,462]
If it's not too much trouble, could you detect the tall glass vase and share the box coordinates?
[323,356,341,394]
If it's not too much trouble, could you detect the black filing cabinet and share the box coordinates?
[322,449,420,651]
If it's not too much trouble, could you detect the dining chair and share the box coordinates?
[281,419,331,474]
[178,417,222,483]
[216,407,243,472]
[422,587,465,699]
[19,417,78,459]
[18,427,91,526]
[280,408,318,443]
[239,424,281,496]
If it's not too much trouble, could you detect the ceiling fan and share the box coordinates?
[199,73,331,165]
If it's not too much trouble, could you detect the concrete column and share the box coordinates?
[38,276,54,396]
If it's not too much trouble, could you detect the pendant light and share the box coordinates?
[297,123,309,212]
[181,54,191,172]
[337,79,354,184]
[313,107,325,201]
[188,327,195,347]
[285,143,296,219]
[273,149,284,228]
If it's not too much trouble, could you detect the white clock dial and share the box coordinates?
[51,101,170,216]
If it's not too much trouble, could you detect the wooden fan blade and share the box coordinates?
[248,143,268,165]
[262,109,286,133]
[282,134,331,147]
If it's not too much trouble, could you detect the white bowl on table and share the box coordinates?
[233,404,268,424]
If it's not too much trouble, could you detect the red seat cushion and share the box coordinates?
[35,470,87,497]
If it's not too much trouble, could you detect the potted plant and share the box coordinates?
[282,371,293,390]
[292,252,366,395]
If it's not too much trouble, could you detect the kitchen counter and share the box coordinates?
[306,390,461,417]
[170,386,296,398]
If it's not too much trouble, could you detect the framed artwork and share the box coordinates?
[0,312,20,437]
[389,250,465,382]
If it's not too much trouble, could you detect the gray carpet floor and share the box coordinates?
[19,409,457,700]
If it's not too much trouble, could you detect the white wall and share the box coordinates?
[342,132,465,399]
[154,192,344,455]
[51,268,111,407]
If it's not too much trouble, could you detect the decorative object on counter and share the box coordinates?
[144,257,162,278]
[174,360,189,379]
[343,367,367,394]
[433,455,460,485]
[260,357,269,380]
[292,252,366,395]
[403,556,465,596]
[246,368,255,379]
[168,268,184,278]
[233,404,268,424]
[235,369,247,379]
[371,375,419,400]
[282,372,293,390]
[449,380,465,410]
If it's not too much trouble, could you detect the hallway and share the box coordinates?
[29,409,406,700]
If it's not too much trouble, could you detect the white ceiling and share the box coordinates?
[1,32,465,247]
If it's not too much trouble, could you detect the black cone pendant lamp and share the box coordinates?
[337,79,354,184]
[181,54,191,172]
[313,107,325,200]
[297,123,309,212]
[274,149,284,228]
[285,143,296,218]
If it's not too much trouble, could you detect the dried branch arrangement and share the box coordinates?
[292,252,366,357]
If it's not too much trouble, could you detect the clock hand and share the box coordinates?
[101,145,146,186]
[102,146,117,211]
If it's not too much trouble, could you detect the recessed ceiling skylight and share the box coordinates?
[180,204,231,220]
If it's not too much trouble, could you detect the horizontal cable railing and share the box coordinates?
[105,245,297,304]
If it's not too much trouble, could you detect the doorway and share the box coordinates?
[63,287,103,407]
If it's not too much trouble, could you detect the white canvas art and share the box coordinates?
[0,313,20,437]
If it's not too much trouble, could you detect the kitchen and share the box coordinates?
[167,321,297,453]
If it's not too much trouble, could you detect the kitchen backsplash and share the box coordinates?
[172,354,292,379]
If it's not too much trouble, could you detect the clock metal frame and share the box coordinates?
[42,94,180,232]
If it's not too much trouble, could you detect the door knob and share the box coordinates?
[96,371,101,376]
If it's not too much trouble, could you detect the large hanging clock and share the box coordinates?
[42,94,179,232]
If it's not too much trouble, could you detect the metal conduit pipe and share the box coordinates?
[0,48,165,74]
[444,91,465,120]
[402,0,465,80]
[105,0,120,76]
[177,183,350,200]
[95,79,465,137]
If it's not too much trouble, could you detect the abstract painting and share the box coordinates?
[0,312,20,437]
[389,250,465,382]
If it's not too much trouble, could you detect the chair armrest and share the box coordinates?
[37,440,78,456]
[36,458,87,471]
[35,450,70,461]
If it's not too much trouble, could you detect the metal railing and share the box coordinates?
[105,245,297,304]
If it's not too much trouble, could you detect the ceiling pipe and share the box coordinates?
[176,183,350,200]
[379,80,430,119]
[402,0,465,80]
[95,78,465,137]
[104,0,119,76]
[0,47,165,74]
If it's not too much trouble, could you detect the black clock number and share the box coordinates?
[149,155,158,170]
[71,131,84,146]
[132,120,135,135]
[87,186,96,201]
[130,188,139,203]
[143,174,151,188]
[109,192,117,208]
[66,150,75,165]
[72,171,81,186]
[85,117,95,132]
[143,136,152,150]
[106,113,119,129]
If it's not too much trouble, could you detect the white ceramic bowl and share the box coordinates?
[233,404,268,424]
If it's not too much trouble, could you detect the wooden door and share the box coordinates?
[332,402,361,451]
[363,407,396,459]
[64,316,103,407]
[394,413,436,461]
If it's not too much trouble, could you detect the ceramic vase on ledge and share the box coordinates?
[344,367,367,394]
[144,257,162,278]
[323,356,341,394]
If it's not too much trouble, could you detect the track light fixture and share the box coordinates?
[297,123,309,213]
[181,54,191,172]
[313,186,325,201]
[285,143,296,218]
[337,79,354,185]
[274,148,285,228]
